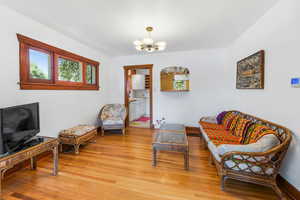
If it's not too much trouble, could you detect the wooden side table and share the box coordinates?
[0,136,59,193]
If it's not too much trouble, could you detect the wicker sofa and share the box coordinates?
[199,111,292,199]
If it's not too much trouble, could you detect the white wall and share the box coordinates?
[0,5,111,137]
[109,49,232,127]
[227,0,300,189]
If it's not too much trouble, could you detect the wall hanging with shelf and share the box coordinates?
[160,66,190,92]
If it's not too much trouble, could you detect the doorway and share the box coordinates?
[124,64,153,128]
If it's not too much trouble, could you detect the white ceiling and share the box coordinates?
[0,0,279,56]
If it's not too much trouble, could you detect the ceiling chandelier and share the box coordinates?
[133,26,166,52]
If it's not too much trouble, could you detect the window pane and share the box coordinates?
[86,64,92,84]
[92,66,96,84]
[29,49,51,80]
[86,64,96,84]
[58,57,83,82]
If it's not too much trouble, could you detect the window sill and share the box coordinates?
[20,82,99,90]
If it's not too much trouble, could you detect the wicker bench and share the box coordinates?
[59,125,98,154]
[199,111,292,199]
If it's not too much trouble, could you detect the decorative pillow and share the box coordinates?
[216,111,227,124]
[233,118,252,137]
[242,124,259,144]
[222,112,236,130]
[228,115,240,131]
[243,124,273,144]
[222,112,234,125]
[254,129,278,143]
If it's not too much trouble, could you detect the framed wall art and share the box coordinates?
[236,50,265,89]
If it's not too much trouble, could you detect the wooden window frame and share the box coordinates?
[17,34,100,90]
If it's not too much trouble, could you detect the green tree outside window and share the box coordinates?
[58,58,82,82]
[30,63,47,79]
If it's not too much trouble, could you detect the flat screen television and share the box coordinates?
[0,103,40,155]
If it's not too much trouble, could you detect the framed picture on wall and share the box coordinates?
[236,50,265,89]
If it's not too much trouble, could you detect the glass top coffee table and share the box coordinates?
[152,124,189,170]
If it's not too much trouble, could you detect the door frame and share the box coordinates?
[123,64,153,128]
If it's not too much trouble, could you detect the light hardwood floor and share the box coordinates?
[1,128,281,200]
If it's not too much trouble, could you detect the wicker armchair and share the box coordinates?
[98,104,127,136]
[199,111,292,199]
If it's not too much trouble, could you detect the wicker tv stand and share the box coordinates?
[0,136,59,193]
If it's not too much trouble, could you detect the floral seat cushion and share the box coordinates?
[100,104,126,121]
[99,104,127,133]
[59,125,96,137]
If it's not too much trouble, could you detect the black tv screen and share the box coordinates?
[0,103,40,154]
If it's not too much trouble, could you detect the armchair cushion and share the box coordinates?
[103,119,123,125]
[100,104,126,121]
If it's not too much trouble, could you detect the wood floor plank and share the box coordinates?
[0,128,282,200]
